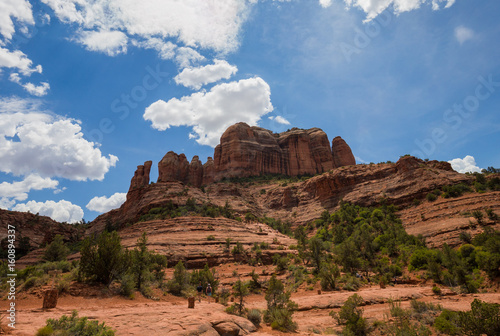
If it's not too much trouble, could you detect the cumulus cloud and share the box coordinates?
[76,30,128,56]
[13,200,84,223]
[0,47,42,76]
[42,0,252,57]
[0,97,118,181]
[448,155,482,174]
[174,60,238,90]
[343,0,456,21]
[22,82,50,96]
[0,174,58,202]
[144,77,273,147]
[0,0,34,42]
[86,192,127,213]
[455,26,474,45]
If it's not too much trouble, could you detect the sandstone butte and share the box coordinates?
[137,122,357,190]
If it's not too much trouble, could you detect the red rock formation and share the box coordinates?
[331,136,356,167]
[158,152,189,183]
[202,157,215,185]
[188,156,203,187]
[214,123,339,180]
[132,123,356,189]
[129,161,152,191]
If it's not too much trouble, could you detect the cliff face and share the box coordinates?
[134,123,355,189]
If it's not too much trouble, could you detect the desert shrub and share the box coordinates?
[442,183,471,198]
[247,309,262,327]
[330,294,369,336]
[486,208,498,221]
[264,274,298,332]
[472,210,484,224]
[458,299,500,336]
[43,235,70,262]
[232,279,249,316]
[78,231,130,285]
[434,310,460,335]
[319,262,340,290]
[426,192,437,202]
[339,274,361,291]
[36,310,115,336]
[129,233,167,291]
[120,273,136,298]
[167,261,191,296]
[272,254,288,273]
[231,241,244,255]
[248,269,261,293]
[432,285,442,295]
[207,235,215,241]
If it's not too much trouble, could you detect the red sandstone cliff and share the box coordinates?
[134,123,355,189]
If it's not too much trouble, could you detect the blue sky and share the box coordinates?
[0,0,499,223]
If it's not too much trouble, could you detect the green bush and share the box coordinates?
[78,231,130,285]
[43,235,70,262]
[167,261,190,296]
[434,310,460,335]
[264,275,298,332]
[120,273,136,298]
[330,294,370,336]
[426,193,437,202]
[458,299,500,336]
[247,309,262,327]
[36,310,115,335]
[319,262,340,290]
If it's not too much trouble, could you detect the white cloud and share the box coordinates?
[0,97,118,181]
[174,60,238,90]
[22,82,50,96]
[132,38,177,60]
[455,26,474,45]
[13,200,84,223]
[448,155,482,174]
[86,192,127,213]
[274,115,291,125]
[42,0,253,58]
[343,0,456,21]
[319,0,332,8]
[76,30,128,56]
[0,174,58,202]
[144,77,273,147]
[175,47,206,68]
[0,46,41,76]
[0,0,34,42]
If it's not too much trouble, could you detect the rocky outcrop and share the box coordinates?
[203,157,215,185]
[129,161,152,190]
[213,123,352,180]
[127,123,356,189]
[188,156,204,187]
[158,152,189,183]
[331,136,356,167]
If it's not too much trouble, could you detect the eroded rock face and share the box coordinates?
[158,152,189,183]
[129,161,152,191]
[214,123,341,180]
[128,123,356,189]
[331,136,356,167]
[188,156,204,187]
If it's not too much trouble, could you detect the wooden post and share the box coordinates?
[188,297,195,308]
